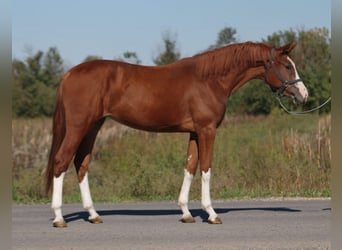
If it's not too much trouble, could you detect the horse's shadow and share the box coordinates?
[62,206,302,224]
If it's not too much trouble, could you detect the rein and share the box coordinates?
[276,96,331,115]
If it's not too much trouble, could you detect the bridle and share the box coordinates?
[265,48,302,98]
[265,48,331,115]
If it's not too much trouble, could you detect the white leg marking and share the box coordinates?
[178,169,194,218]
[51,172,65,223]
[79,172,99,220]
[201,169,218,221]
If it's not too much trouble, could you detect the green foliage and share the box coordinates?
[83,55,103,62]
[153,31,181,65]
[122,51,141,64]
[208,26,237,50]
[12,47,63,117]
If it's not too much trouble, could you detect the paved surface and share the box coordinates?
[12,199,330,249]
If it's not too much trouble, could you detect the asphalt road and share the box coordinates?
[12,199,330,250]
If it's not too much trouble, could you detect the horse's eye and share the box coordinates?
[285,64,292,70]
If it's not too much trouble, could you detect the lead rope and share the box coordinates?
[276,96,331,115]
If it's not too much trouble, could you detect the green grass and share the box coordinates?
[12,114,331,203]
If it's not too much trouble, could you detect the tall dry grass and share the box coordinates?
[12,114,331,203]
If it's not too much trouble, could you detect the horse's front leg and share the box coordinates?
[198,126,222,224]
[78,170,102,224]
[178,133,198,223]
[51,130,82,228]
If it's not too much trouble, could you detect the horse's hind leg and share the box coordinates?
[52,172,66,227]
[178,132,199,223]
[52,127,87,227]
[74,118,105,224]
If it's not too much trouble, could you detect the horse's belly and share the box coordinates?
[107,111,194,133]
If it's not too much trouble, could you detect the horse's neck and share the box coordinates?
[193,43,270,96]
[229,65,265,94]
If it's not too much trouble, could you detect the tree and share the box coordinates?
[41,47,64,88]
[83,55,103,62]
[153,31,181,66]
[119,51,141,64]
[12,47,64,117]
[208,26,237,50]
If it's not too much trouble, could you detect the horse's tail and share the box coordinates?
[45,85,66,194]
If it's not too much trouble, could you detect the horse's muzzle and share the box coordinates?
[286,83,308,105]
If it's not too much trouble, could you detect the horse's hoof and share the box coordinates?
[180,215,196,223]
[53,220,67,228]
[89,216,103,224]
[208,217,222,224]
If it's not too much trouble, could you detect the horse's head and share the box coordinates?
[264,42,308,105]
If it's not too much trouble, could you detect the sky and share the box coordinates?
[12,0,331,67]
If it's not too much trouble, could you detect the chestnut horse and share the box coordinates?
[46,42,308,227]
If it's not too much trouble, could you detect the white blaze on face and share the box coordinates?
[287,56,308,103]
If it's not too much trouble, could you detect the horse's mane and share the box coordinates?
[191,42,272,78]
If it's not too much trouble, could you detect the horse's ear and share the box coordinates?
[279,42,297,55]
